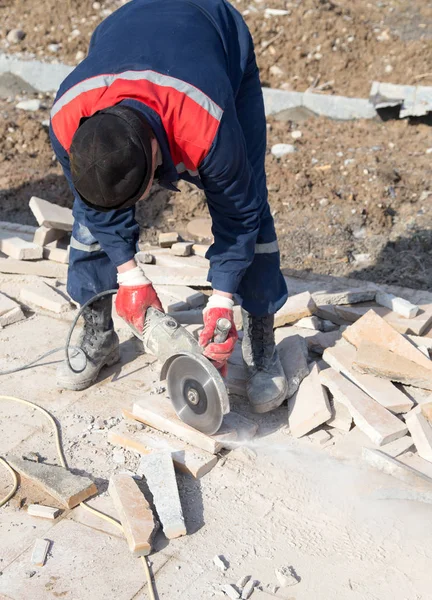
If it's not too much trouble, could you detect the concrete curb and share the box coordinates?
[0,53,377,120]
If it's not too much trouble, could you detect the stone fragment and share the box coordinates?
[27,505,61,520]
[170,241,193,256]
[362,447,432,489]
[343,310,432,371]
[296,315,322,330]
[321,319,339,332]
[319,369,407,446]
[221,584,240,599]
[7,28,26,43]
[0,258,68,278]
[407,335,432,351]
[354,341,432,390]
[213,555,228,572]
[326,399,353,432]
[5,455,97,508]
[380,435,414,458]
[314,304,348,325]
[241,579,257,599]
[135,251,155,264]
[138,452,186,539]
[192,244,210,258]
[33,226,67,247]
[308,429,332,445]
[0,306,25,328]
[312,289,376,306]
[271,143,296,158]
[275,566,300,587]
[421,402,432,423]
[324,341,413,413]
[108,422,218,479]
[155,284,205,308]
[108,473,158,556]
[336,304,432,336]
[274,292,317,328]
[0,292,19,317]
[0,236,43,260]
[375,291,419,319]
[29,196,73,231]
[187,218,213,241]
[405,409,432,462]
[31,539,50,567]
[159,232,180,247]
[141,264,210,287]
[20,280,71,314]
[16,99,41,111]
[277,334,309,398]
[43,242,70,264]
[288,363,332,438]
[236,575,251,590]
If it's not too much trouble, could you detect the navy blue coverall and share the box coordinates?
[49,0,287,316]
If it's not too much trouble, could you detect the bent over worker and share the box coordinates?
[50,0,289,414]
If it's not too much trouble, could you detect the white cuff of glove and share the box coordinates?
[205,294,235,311]
[117,266,151,286]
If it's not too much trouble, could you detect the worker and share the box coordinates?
[50,0,289,414]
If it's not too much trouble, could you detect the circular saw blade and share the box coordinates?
[166,352,227,435]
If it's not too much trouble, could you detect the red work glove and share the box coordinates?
[199,295,238,377]
[115,266,163,334]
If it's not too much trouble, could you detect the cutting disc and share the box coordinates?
[166,352,228,435]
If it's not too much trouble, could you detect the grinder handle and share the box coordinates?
[213,317,232,344]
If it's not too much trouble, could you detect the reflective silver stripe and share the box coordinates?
[255,241,279,254]
[176,162,199,177]
[51,70,223,121]
[70,236,101,253]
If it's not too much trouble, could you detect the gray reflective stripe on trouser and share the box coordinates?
[176,162,199,177]
[255,241,279,254]
[70,236,102,253]
[51,70,224,122]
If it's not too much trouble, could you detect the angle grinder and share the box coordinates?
[139,307,231,435]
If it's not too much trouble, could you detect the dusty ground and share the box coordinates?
[1,0,431,96]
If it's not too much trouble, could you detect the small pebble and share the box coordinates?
[275,566,300,588]
[271,143,296,158]
[221,584,240,600]
[236,575,250,590]
[16,99,41,112]
[291,130,302,140]
[241,579,257,599]
[213,555,228,572]
[47,43,60,53]
[6,29,25,44]
[75,50,86,61]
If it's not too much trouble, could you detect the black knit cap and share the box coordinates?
[70,105,154,212]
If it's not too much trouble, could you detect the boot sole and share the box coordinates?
[57,348,121,391]
[249,381,288,414]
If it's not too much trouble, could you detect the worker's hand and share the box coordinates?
[199,294,238,377]
[115,266,163,334]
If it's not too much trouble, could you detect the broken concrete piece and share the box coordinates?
[236,575,251,590]
[312,289,376,306]
[296,315,322,330]
[132,395,223,454]
[142,264,210,287]
[221,584,240,599]
[326,400,353,432]
[319,369,407,446]
[155,285,205,308]
[288,363,332,438]
[29,196,73,231]
[135,251,155,265]
[362,447,432,489]
[138,452,186,539]
[0,292,19,317]
[241,579,257,599]
[0,236,43,260]
[27,505,61,520]
[187,218,213,241]
[369,81,432,118]
[108,422,218,479]
[354,341,432,390]
[109,473,158,556]
[0,305,25,328]
[323,341,413,413]
[375,291,419,319]
[31,539,50,567]
[5,455,97,508]
[277,334,309,398]
[213,555,228,572]
[159,232,180,247]
[405,410,432,462]
[0,257,68,278]
[274,291,317,328]
[380,435,414,458]
[43,242,70,264]
[170,241,193,256]
[343,310,432,371]
[275,566,300,587]
[33,226,67,247]
[20,280,71,314]
[192,244,210,258]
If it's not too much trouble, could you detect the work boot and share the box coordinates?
[241,308,288,413]
[57,296,120,391]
